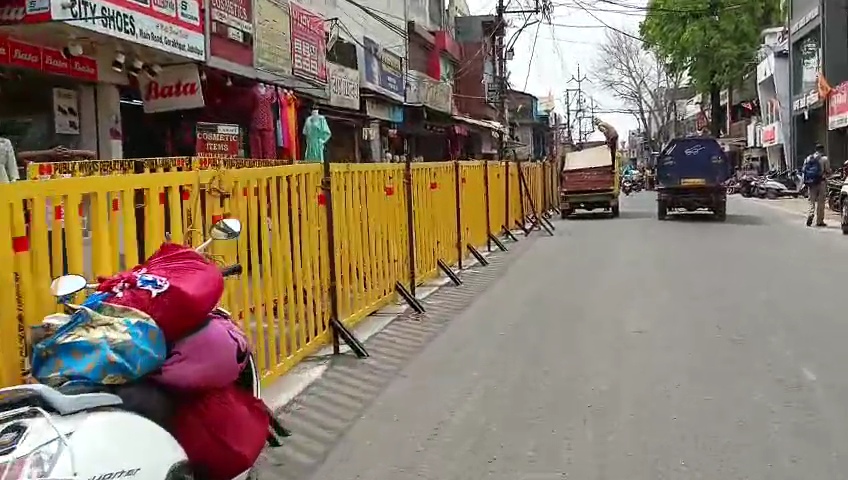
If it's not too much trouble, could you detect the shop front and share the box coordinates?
[360,35,405,162]
[404,69,455,161]
[790,14,825,164]
[0,0,209,164]
[827,80,848,164]
[0,36,107,180]
[318,61,362,162]
[761,121,785,170]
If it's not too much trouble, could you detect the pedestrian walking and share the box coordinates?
[803,144,831,227]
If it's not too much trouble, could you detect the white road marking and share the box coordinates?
[803,367,817,382]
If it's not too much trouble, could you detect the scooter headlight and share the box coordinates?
[0,439,64,480]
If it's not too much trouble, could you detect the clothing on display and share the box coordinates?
[303,109,331,163]
[276,90,299,161]
[249,83,276,159]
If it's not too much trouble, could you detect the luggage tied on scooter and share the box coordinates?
[151,311,250,390]
[31,292,167,387]
[98,242,225,343]
[170,385,271,480]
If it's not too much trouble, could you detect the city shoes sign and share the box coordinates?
[51,0,205,60]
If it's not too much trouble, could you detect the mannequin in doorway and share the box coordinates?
[303,108,331,163]
[250,83,276,159]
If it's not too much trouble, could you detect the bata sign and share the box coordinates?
[51,0,205,61]
[828,81,848,130]
[138,64,204,113]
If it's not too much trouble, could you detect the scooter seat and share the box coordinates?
[0,384,122,416]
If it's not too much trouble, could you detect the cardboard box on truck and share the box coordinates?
[561,146,616,193]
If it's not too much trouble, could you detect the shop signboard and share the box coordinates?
[365,99,403,123]
[254,0,292,75]
[289,2,326,84]
[828,81,848,130]
[50,0,205,61]
[53,88,80,135]
[327,62,359,110]
[361,36,404,102]
[424,78,452,113]
[138,64,204,113]
[409,70,452,113]
[761,122,781,146]
[196,122,242,158]
[0,37,98,80]
[210,0,253,65]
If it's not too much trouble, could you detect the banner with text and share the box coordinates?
[254,0,292,75]
[196,122,242,157]
[50,0,204,61]
[290,2,326,84]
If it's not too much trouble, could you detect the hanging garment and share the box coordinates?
[250,84,275,132]
[303,113,331,163]
[287,96,299,160]
[249,129,276,159]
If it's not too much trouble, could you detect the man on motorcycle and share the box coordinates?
[803,144,831,227]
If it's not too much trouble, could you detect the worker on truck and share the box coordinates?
[593,118,619,163]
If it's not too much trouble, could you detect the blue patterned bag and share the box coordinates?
[31,293,167,387]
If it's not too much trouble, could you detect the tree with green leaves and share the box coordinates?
[640,0,783,136]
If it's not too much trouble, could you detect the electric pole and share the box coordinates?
[566,64,588,148]
[495,0,548,160]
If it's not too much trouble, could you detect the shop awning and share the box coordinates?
[453,115,506,133]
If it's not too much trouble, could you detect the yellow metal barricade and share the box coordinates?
[411,162,457,284]
[459,162,488,249]
[0,158,560,389]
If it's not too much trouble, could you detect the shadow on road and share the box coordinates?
[664,212,766,226]
[617,210,655,220]
[563,212,615,221]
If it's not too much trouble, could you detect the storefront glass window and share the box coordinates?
[0,70,85,153]
[792,31,820,96]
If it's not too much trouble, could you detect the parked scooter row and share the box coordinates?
[726,169,805,199]
[622,177,644,196]
[0,218,288,480]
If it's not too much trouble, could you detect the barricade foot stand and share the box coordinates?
[540,215,556,233]
[395,281,426,314]
[437,259,463,285]
[330,318,369,358]
[467,244,490,266]
[501,226,519,242]
[516,219,531,236]
[488,232,508,252]
[541,210,552,219]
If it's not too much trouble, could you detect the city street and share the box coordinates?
[268,192,848,480]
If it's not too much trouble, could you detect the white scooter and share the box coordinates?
[0,218,288,480]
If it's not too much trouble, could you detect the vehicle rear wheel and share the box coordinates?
[841,199,848,235]
[561,208,573,219]
[766,189,779,200]
[611,204,620,218]
[657,201,667,220]
[715,204,727,221]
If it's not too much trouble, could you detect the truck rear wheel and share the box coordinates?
[561,208,573,219]
[611,204,620,218]
[657,201,668,220]
[714,204,727,221]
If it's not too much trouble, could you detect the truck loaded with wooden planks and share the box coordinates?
[559,145,620,219]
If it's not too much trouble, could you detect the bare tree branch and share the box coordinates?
[591,29,682,149]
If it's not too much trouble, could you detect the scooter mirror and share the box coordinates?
[209,218,242,240]
[50,274,88,298]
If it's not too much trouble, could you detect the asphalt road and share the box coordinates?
[303,193,848,480]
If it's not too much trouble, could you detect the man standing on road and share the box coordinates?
[803,143,831,227]
[593,118,618,163]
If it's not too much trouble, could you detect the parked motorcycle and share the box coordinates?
[0,218,288,480]
[622,179,632,196]
[738,175,756,197]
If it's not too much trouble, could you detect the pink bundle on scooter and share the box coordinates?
[151,311,250,390]
[98,243,224,342]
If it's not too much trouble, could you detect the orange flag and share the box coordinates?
[818,71,833,98]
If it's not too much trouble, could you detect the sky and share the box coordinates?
[466,0,648,141]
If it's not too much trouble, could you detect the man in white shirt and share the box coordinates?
[593,117,619,164]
